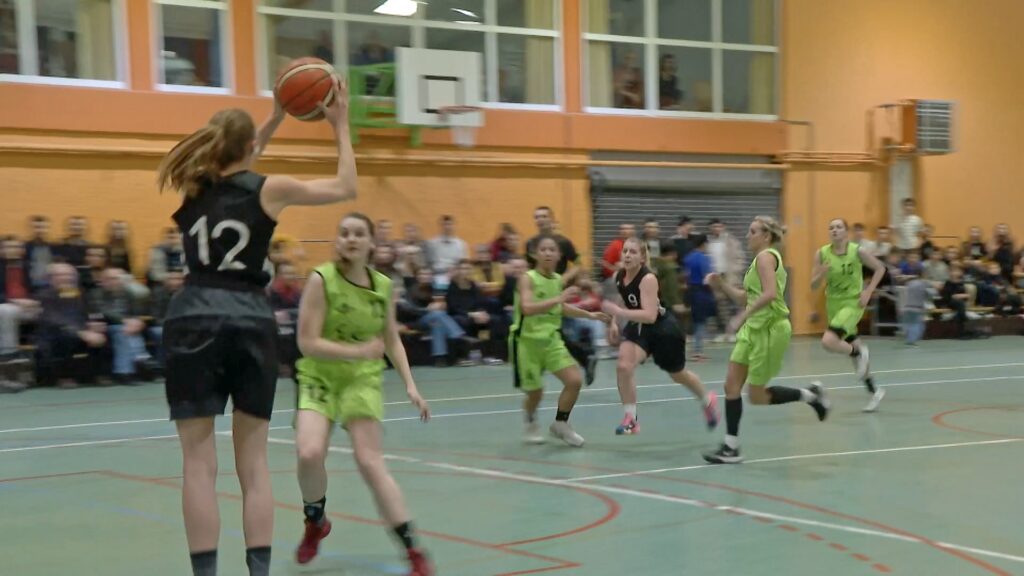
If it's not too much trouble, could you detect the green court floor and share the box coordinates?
[2,336,1022,575]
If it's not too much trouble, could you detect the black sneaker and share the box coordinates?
[703,443,743,464]
[808,382,831,422]
[584,355,597,386]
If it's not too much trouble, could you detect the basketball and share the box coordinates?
[273,57,337,122]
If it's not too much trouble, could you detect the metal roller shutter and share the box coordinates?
[589,185,781,274]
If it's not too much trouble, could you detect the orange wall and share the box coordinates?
[782,0,1024,333]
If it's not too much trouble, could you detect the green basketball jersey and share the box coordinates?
[512,269,563,340]
[820,242,863,301]
[742,247,790,329]
[297,262,392,378]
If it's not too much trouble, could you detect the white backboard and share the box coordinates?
[396,47,483,127]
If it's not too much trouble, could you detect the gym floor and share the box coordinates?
[2,336,1022,576]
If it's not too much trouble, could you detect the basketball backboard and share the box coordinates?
[396,47,483,128]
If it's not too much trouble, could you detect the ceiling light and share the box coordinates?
[374,0,418,17]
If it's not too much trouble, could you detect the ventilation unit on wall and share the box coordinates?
[899,99,955,154]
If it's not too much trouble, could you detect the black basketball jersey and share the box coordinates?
[173,171,277,290]
[616,266,654,310]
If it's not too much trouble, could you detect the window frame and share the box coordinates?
[153,0,233,94]
[255,0,563,111]
[0,0,129,88]
[581,0,779,120]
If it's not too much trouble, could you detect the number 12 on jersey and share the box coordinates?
[189,215,251,271]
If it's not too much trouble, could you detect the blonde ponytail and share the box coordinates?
[157,109,256,199]
[754,215,787,243]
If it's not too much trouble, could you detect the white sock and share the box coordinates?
[800,388,816,403]
[624,404,637,419]
[724,435,739,449]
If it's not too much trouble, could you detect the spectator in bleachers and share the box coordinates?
[943,245,962,267]
[146,227,184,287]
[654,242,684,315]
[601,223,635,279]
[36,263,106,388]
[375,218,394,250]
[707,218,743,342]
[918,224,937,260]
[426,215,468,287]
[25,215,54,293]
[80,245,109,292]
[372,244,403,285]
[643,217,662,261]
[396,223,428,274]
[671,216,694,270]
[106,220,133,273]
[446,260,505,365]
[525,206,581,283]
[470,243,504,298]
[563,276,606,349]
[490,223,519,263]
[899,250,924,278]
[874,225,894,258]
[89,267,150,383]
[852,223,876,254]
[1017,251,1024,290]
[268,261,302,376]
[897,198,923,252]
[922,247,950,286]
[683,235,715,360]
[940,264,970,338]
[148,267,183,366]
[978,261,1021,315]
[990,223,1015,283]
[56,215,90,274]
[901,272,934,346]
[0,237,40,376]
[498,257,527,318]
[399,266,472,367]
[963,226,987,262]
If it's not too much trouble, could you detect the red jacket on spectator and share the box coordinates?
[602,239,625,278]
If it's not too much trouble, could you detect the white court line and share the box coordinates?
[263,436,1024,565]
[0,433,178,454]
[3,372,1022,435]
[559,438,1024,482]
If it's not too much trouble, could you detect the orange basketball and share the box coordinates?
[273,57,336,122]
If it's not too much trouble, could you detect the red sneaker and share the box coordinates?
[295,518,332,565]
[407,548,434,576]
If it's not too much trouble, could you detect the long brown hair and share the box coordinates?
[157,109,256,198]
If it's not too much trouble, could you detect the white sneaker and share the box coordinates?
[853,344,871,380]
[523,422,546,444]
[863,388,886,413]
[549,421,585,447]
[712,335,727,344]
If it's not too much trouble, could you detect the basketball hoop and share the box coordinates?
[438,105,482,148]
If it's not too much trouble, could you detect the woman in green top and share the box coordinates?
[703,216,831,464]
[811,218,887,412]
[512,235,610,447]
[293,214,434,575]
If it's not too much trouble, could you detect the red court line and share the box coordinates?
[99,469,584,576]
[0,470,100,484]
[931,406,1024,439]
[852,553,871,562]
[497,487,621,547]
[873,563,893,573]
[651,474,1005,576]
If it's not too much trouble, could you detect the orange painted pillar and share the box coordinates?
[127,1,153,91]
[232,0,257,96]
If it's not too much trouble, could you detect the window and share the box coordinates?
[0,0,123,85]
[156,0,229,90]
[584,0,777,117]
[256,0,561,108]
